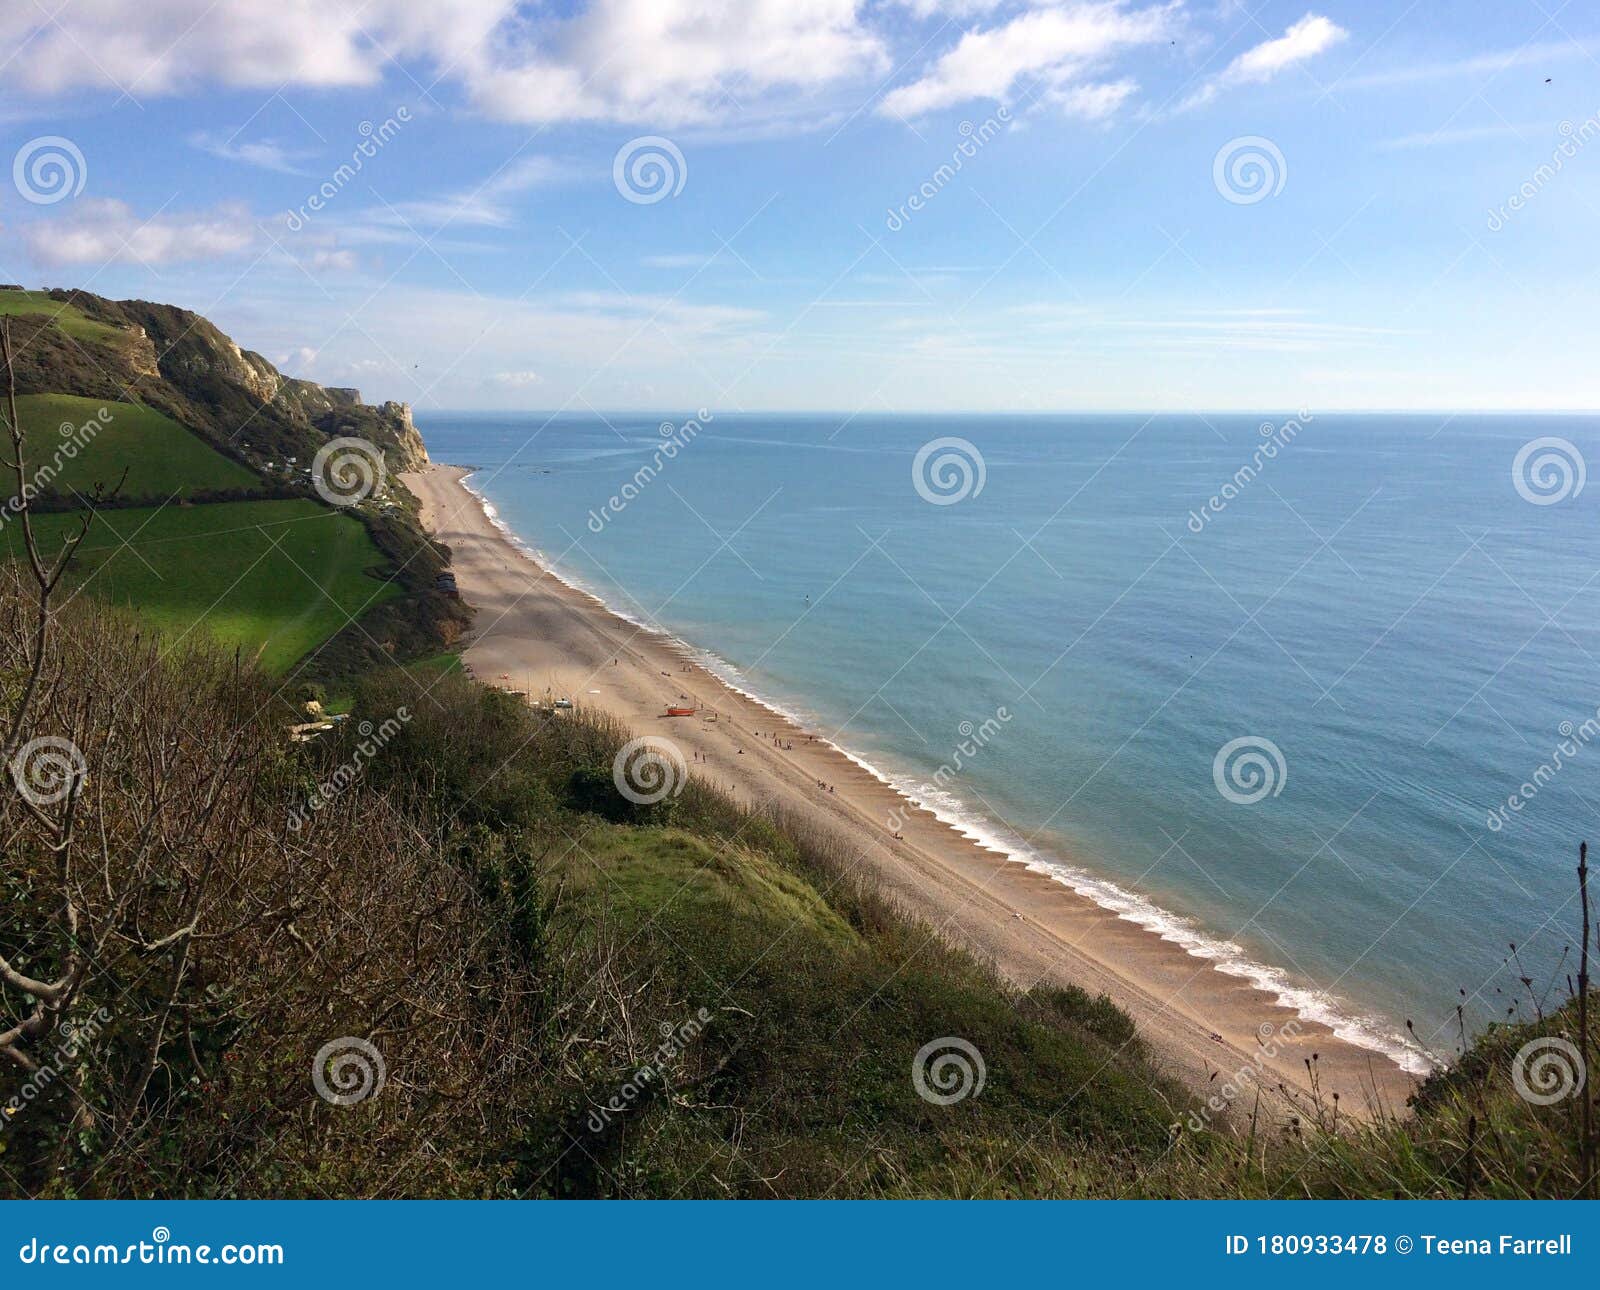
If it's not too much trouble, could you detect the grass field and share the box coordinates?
[16,394,261,499]
[0,290,124,344]
[3,498,399,673]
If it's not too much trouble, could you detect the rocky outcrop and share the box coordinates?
[379,400,428,467]
[124,326,161,378]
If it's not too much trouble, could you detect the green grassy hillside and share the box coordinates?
[0,289,123,344]
[3,499,399,673]
[17,393,262,499]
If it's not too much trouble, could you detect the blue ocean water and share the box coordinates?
[418,410,1600,1069]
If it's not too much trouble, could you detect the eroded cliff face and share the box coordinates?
[380,400,429,467]
[10,289,429,473]
[124,326,161,378]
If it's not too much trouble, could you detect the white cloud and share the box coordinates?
[0,0,884,127]
[0,0,1353,131]
[886,0,1009,16]
[308,248,360,272]
[1042,78,1139,120]
[492,370,545,387]
[190,132,309,174]
[0,0,510,96]
[22,195,365,271]
[21,199,258,267]
[468,0,887,124]
[1340,40,1593,90]
[1375,123,1536,151]
[557,290,765,331]
[365,157,571,232]
[1180,12,1346,109]
[880,2,1174,118]
[641,253,721,269]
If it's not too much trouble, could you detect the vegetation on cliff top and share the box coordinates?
[1,500,399,675]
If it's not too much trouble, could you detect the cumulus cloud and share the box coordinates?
[1,0,884,127]
[879,1,1174,118]
[467,0,887,124]
[21,199,259,267]
[885,0,1009,17]
[1180,12,1346,109]
[0,0,1350,130]
[0,0,508,96]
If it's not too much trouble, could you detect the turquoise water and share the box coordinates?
[418,411,1600,1070]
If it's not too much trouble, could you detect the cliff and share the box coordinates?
[4,288,428,475]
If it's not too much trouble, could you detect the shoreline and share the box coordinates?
[404,461,1424,1115]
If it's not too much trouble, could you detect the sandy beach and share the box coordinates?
[403,462,1419,1117]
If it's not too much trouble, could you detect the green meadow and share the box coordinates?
[3,499,398,674]
[17,393,261,499]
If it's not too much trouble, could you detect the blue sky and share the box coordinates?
[2,0,1597,412]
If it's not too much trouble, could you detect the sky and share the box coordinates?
[1,0,1597,413]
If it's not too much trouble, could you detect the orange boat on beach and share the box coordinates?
[665,706,697,717]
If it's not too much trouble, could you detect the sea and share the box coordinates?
[416,410,1600,1074]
